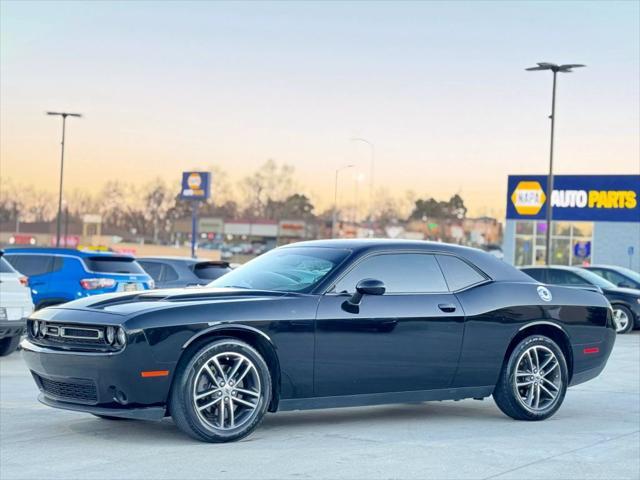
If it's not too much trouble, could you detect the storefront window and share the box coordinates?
[515,237,533,266]
[516,221,534,235]
[514,221,593,266]
[551,238,571,265]
[553,222,572,236]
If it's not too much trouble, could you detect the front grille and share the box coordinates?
[29,321,111,350]
[34,374,98,404]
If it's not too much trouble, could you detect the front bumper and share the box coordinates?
[38,394,165,420]
[21,338,176,420]
[0,319,26,340]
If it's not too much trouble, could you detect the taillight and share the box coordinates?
[80,278,117,290]
[19,276,29,287]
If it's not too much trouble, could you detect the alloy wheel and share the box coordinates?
[192,352,261,431]
[612,308,630,333]
[514,345,562,413]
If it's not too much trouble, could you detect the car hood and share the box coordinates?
[602,286,640,298]
[52,287,292,316]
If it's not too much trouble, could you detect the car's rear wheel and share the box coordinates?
[0,336,21,357]
[612,305,634,334]
[170,338,271,443]
[493,335,568,421]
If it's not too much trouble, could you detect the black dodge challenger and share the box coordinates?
[22,240,616,442]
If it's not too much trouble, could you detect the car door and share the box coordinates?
[314,252,465,397]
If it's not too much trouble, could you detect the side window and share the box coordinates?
[333,253,448,294]
[5,255,53,276]
[521,269,545,282]
[163,265,179,281]
[51,256,64,273]
[548,270,587,285]
[138,261,162,282]
[436,255,486,291]
[600,270,624,285]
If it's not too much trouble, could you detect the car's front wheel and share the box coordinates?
[170,338,272,443]
[612,305,634,334]
[493,335,568,421]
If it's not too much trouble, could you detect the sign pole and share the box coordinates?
[191,201,198,259]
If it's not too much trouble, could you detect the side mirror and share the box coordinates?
[348,278,386,305]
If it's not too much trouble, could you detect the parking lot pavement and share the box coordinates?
[1,334,638,480]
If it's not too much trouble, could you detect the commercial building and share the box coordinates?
[503,174,640,270]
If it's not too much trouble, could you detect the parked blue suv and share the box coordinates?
[3,248,154,309]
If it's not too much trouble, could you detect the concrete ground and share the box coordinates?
[1,333,638,480]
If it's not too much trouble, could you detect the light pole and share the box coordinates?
[332,164,354,238]
[47,111,82,247]
[351,138,375,230]
[525,63,584,266]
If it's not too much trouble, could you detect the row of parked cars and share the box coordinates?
[0,247,232,356]
[0,246,638,357]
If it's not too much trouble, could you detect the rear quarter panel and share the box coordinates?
[452,281,612,388]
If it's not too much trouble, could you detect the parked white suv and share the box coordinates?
[0,252,34,356]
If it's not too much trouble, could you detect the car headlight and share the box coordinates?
[32,320,39,337]
[39,321,46,337]
[116,327,127,347]
[636,297,640,305]
[106,326,116,345]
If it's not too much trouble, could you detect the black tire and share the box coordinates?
[0,336,21,357]
[493,335,568,421]
[170,338,272,443]
[611,305,634,334]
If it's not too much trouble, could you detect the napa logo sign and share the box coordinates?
[511,181,546,215]
[180,171,211,200]
[507,175,640,223]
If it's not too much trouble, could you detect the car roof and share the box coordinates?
[284,239,531,282]
[520,265,581,271]
[139,256,230,266]
[3,247,131,258]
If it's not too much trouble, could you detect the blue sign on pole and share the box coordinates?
[180,172,211,200]
[180,172,212,258]
[506,175,640,222]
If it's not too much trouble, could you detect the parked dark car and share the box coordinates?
[137,257,231,288]
[582,265,640,290]
[4,248,154,309]
[22,240,615,443]
[521,265,640,334]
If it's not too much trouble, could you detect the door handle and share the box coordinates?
[438,303,457,313]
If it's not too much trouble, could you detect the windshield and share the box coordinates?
[208,247,351,293]
[575,269,617,289]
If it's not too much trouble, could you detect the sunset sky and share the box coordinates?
[1,1,639,218]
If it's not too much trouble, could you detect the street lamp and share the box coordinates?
[525,62,585,266]
[46,111,82,247]
[350,138,375,229]
[332,164,354,238]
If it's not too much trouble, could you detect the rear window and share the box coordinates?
[0,257,16,273]
[84,256,145,274]
[193,262,231,280]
